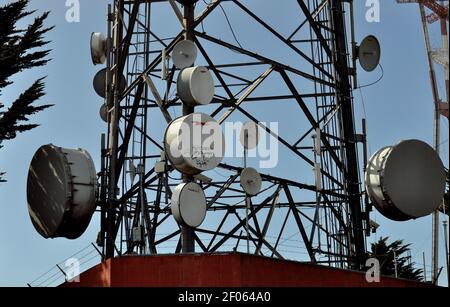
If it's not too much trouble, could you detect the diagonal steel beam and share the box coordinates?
[280,69,344,172]
[283,184,317,263]
[206,211,230,251]
[195,31,335,87]
[118,1,141,75]
[255,185,282,255]
[288,0,329,40]
[233,0,334,81]
[207,174,240,209]
[115,81,144,183]
[194,37,235,100]
[234,212,284,259]
[142,74,173,123]
[295,0,333,60]
[234,105,344,188]
[218,67,274,124]
[209,193,276,252]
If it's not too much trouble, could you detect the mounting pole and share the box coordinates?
[394,250,398,278]
[244,131,250,254]
[423,252,427,282]
[440,15,449,106]
[348,0,358,89]
[418,3,441,284]
[330,0,366,270]
[443,220,449,285]
[181,1,196,254]
[106,1,122,259]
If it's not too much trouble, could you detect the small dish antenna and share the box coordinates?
[172,39,198,69]
[171,182,207,227]
[239,121,260,150]
[357,35,381,72]
[99,104,108,122]
[90,32,107,65]
[93,68,127,98]
[240,167,262,196]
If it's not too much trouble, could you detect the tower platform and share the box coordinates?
[61,252,430,287]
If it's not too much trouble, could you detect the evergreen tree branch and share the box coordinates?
[0,78,53,140]
[0,0,54,183]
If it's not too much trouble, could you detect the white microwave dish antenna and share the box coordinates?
[172,39,198,69]
[240,167,262,196]
[358,35,381,72]
[365,139,446,221]
[171,182,207,227]
[27,144,97,239]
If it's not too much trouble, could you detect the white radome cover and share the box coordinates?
[177,66,215,106]
[365,139,445,221]
[90,32,107,65]
[239,121,260,150]
[164,113,225,175]
[171,182,207,227]
[27,144,97,239]
[172,39,198,69]
[240,167,262,196]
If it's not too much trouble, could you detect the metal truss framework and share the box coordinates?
[97,0,369,270]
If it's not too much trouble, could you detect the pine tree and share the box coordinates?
[370,237,424,282]
[0,0,53,182]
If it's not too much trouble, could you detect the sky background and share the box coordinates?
[0,0,449,286]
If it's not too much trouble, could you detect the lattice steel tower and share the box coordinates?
[96,0,369,270]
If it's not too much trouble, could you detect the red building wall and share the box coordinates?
[63,253,430,287]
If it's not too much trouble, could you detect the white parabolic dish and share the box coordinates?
[90,32,107,65]
[171,182,207,227]
[26,144,97,239]
[177,66,215,106]
[358,35,381,72]
[164,113,225,175]
[239,121,260,150]
[172,39,198,69]
[365,139,446,221]
[240,167,262,196]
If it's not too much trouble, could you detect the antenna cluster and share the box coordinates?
[23,1,447,275]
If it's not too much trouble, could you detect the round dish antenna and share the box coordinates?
[93,68,127,98]
[171,182,207,227]
[177,66,215,106]
[172,39,198,69]
[365,139,446,221]
[164,113,225,175]
[239,121,260,150]
[27,144,97,239]
[358,35,381,72]
[99,104,108,122]
[240,167,262,196]
[90,32,107,65]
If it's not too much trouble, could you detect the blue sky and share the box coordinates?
[0,0,448,286]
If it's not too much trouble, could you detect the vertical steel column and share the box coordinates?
[106,0,124,259]
[440,16,449,106]
[181,2,196,253]
[418,3,441,284]
[330,0,366,269]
